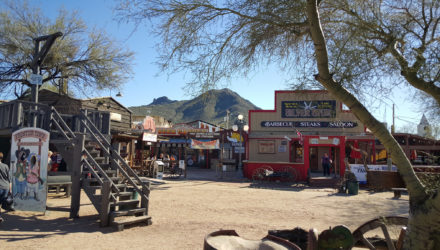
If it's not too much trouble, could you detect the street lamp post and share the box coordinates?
[232,114,249,178]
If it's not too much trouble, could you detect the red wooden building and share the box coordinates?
[243,90,375,181]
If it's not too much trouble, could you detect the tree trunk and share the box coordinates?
[306,0,440,249]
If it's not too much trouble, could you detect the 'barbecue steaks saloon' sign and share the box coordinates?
[261,121,358,128]
[281,100,336,118]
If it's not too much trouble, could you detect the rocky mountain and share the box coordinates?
[129,88,260,126]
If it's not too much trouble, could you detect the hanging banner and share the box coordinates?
[10,128,49,212]
[190,139,220,149]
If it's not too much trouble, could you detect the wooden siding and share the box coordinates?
[20,89,82,115]
[81,98,132,133]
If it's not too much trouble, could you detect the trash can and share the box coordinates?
[154,160,165,179]
[347,181,359,195]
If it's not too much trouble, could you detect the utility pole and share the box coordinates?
[391,103,395,134]
[225,110,230,129]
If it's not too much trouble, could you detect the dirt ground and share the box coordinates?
[0,169,409,250]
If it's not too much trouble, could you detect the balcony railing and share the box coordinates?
[0,100,110,136]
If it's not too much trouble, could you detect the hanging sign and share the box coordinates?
[142,132,157,142]
[30,74,43,85]
[281,100,336,118]
[10,127,49,212]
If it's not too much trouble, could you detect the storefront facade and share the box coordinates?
[244,90,374,181]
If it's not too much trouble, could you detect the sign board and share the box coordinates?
[261,121,357,128]
[142,132,157,142]
[350,164,398,184]
[190,139,220,149]
[30,74,43,85]
[234,146,245,154]
[281,100,336,118]
[10,128,49,212]
[278,145,287,153]
[110,112,122,122]
[179,160,185,169]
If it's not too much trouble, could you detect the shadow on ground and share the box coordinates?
[0,212,114,242]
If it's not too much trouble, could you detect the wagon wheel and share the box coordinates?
[281,166,298,183]
[252,165,273,183]
[352,216,408,250]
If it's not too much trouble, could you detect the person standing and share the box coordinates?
[0,152,12,223]
[321,153,332,176]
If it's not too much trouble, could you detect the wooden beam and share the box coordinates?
[100,180,111,227]
[70,133,85,218]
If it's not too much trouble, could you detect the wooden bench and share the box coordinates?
[48,182,72,196]
[47,175,72,196]
[392,188,407,199]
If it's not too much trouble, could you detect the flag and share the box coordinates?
[296,129,303,144]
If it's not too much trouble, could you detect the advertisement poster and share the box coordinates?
[350,164,398,184]
[190,139,220,149]
[10,128,49,212]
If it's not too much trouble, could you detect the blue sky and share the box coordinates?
[7,0,425,131]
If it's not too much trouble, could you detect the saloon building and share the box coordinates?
[244,90,375,181]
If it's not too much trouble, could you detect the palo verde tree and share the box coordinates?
[0,0,134,99]
[116,0,439,248]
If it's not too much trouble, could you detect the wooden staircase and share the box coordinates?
[50,107,152,231]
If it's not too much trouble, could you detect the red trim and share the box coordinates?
[249,137,300,140]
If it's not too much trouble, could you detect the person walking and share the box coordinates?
[321,153,332,176]
[0,152,12,223]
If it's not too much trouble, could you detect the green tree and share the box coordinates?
[116,0,440,248]
[0,0,134,99]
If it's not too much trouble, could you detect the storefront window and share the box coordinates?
[290,141,303,163]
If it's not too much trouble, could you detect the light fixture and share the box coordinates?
[238,114,244,120]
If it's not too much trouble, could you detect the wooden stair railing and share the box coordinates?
[48,107,151,230]
[79,110,150,204]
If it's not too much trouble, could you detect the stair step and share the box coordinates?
[50,139,74,145]
[111,199,139,207]
[110,208,146,218]
[93,156,106,162]
[82,183,126,190]
[111,215,152,231]
[117,191,133,197]
[83,169,117,176]
[83,177,121,183]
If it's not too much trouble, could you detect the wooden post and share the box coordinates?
[184,145,187,178]
[141,181,150,215]
[100,180,111,227]
[70,133,85,218]
[112,142,121,176]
